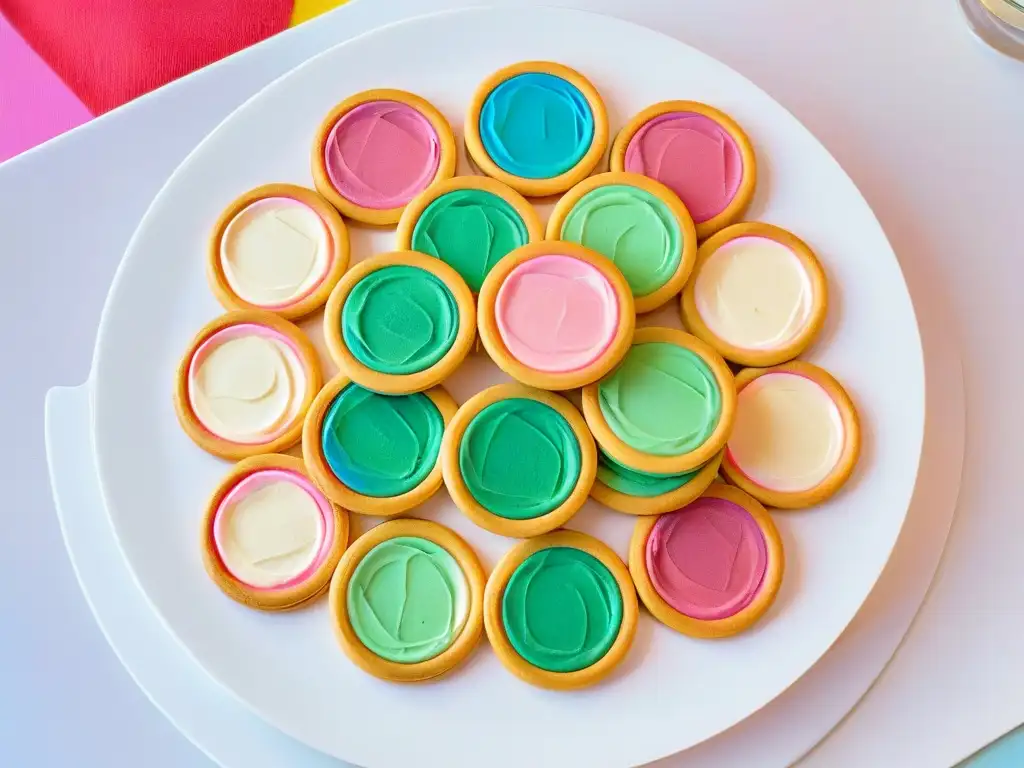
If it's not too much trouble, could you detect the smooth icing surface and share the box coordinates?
[189,324,306,444]
[598,342,721,456]
[220,197,330,308]
[458,398,581,519]
[560,185,682,298]
[501,547,622,672]
[214,469,333,590]
[411,189,529,292]
[321,383,443,497]
[624,112,743,223]
[597,449,700,498]
[645,496,768,620]
[324,101,440,209]
[495,254,619,373]
[347,536,469,663]
[341,265,459,375]
[479,73,594,179]
[695,237,813,350]
[729,372,844,492]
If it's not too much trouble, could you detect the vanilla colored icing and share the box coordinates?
[624,112,743,223]
[694,236,813,351]
[188,324,306,444]
[494,255,618,372]
[729,372,844,492]
[214,469,334,590]
[324,101,441,209]
[220,197,330,308]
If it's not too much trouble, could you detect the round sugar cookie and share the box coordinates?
[629,483,783,638]
[548,172,697,313]
[207,183,349,320]
[174,310,322,460]
[302,374,457,517]
[311,89,457,226]
[329,518,486,682]
[477,241,635,391]
[582,326,736,475]
[610,100,756,240]
[681,222,828,367]
[464,61,609,197]
[721,362,861,508]
[592,448,723,516]
[323,251,476,394]
[201,454,349,611]
[441,383,596,537]
[484,530,638,689]
[396,175,544,293]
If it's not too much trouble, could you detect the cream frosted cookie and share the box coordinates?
[174,310,321,460]
[484,530,638,690]
[681,222,827,367]
[611,100,756,240]
[476,241,635,391]
[201,454,349,611]
[629,483,783,638]
[207,184,349,320]
[329,518,485,682]
[721,362,860,509]
[311,89,457,226]
[464,61,609,198]
[441,383,596,538]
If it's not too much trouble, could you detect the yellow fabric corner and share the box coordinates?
[289,0,350,27]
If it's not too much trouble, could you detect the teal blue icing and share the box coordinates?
[479,72,594,179]
[320,383,444,498]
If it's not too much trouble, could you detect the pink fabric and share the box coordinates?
[0,12,91,162]
[1,0,291,115]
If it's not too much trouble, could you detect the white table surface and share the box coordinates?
[1,0,1021,766]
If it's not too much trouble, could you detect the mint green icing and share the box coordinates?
[459,398,581,519]
[341,265,458,375]
[501,547,622,672]
[597,449,701,497]
[348,536,469,663]
[321,384,443,497]
[411,189,529,292]
[598,342,722,456]
[560,185,682,298]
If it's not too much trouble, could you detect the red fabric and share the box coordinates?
[1,0,292,114]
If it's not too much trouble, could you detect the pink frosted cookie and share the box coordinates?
[477,242,635,390]
[628,483,784,638]
[611,101,756,239]
[311,89,456,225]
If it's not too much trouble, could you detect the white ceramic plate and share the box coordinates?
[90,7,924,767]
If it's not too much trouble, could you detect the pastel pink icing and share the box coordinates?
[645,497,768,620]
[186,323,306,445]
[213,469,336,591]
[624,112,743,223]
[495,255,619,373]
[324,100,440,209]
